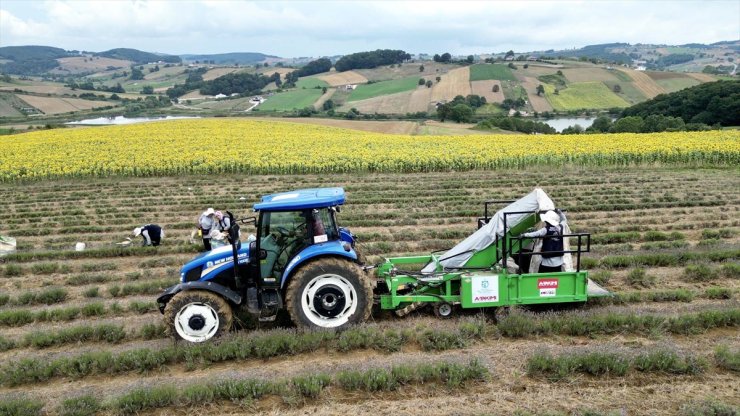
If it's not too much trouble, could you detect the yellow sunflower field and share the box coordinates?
[1,119,738,180]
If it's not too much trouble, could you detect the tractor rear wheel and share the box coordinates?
[163,290,233,343]
[285,258,373,329]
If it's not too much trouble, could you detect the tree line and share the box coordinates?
[334,49,410,72]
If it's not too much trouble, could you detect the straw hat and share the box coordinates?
[133,227,142,236]
[540,210,560,226]
[205,208,215,216]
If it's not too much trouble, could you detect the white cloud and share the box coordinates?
[0,0,738,56]
[0,9,52,43]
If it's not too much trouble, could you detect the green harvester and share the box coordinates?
[375,188,608,318]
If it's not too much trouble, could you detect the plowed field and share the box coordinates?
[0,166,738,415]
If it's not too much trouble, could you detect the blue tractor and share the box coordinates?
[157,188,373,343]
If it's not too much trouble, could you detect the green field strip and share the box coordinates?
[295,77,329,89]
[469,64,517,81]
[348,76,420,101]
[544,82,630,110]
[257,88,324,111]
[654,77,701,93]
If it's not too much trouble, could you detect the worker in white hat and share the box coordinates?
[522,210,564,273]
[198,208,216,251]
[133,224,164,246]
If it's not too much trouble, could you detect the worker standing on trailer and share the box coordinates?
[522,210,564,273]
[133,224,164,247]
[198,208,216,251]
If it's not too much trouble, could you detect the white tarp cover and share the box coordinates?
[423,188,555,272]
[0,236,16,257]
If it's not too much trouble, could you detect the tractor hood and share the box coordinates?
[180,244,250,282]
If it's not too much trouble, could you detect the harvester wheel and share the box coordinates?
[163,290,233,343]
[286,258,373,329]
[433,302,454,318]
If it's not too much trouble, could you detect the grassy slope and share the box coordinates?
[602,81,647,105]
[257,89,324,111]
[469,64,516,81]
[295,77,329,89]
[654,78,701,93]
[544,82,630,110]
[348,76,420,101]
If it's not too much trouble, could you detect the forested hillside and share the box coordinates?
[621,80,740,125]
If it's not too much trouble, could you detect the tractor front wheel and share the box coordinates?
[163,290,233,343]
[285,258,373,329]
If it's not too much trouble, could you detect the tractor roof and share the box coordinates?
[253,187,345,211]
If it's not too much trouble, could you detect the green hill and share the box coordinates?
[0,45,70,75]
[180,52,279,64]
[621,80,740,125]
[96,48,181,64]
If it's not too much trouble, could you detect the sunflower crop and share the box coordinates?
[0,119,738,181]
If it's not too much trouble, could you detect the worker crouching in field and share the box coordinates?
[133,224,164,247]
[522,210,564,273]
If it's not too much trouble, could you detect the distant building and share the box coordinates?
[504,55,515,61]
[527,56,538,61]
[344,84,356,91]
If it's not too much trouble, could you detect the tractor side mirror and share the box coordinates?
[240,216,257,226]
[259,249,268,260]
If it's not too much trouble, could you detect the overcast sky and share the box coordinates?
[1,0,739,57]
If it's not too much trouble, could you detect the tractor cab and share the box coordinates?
[252,188,352,287]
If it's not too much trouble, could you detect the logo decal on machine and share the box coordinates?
[472,275,499,303]
[538,279,558,297]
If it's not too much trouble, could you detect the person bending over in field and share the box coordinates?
[198,208,216,251]
[521,210,564,273]
[133,224,164,247]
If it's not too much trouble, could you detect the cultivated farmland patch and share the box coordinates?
[616,68,665,98]
[349,76,420,102]
[469,64,516,81]
[470,80,505,103]
[0,166,738,415]
[202,67,241,81]
[544,82,630,110]
[561,67,620,82]
[15,94,118,115]
[431,66,471,102]
[318,70,368,87]
[52,57,132,74]
[517,76,553,112]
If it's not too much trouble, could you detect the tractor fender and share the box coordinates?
[156,281,243,314]
[280,240,358,289]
